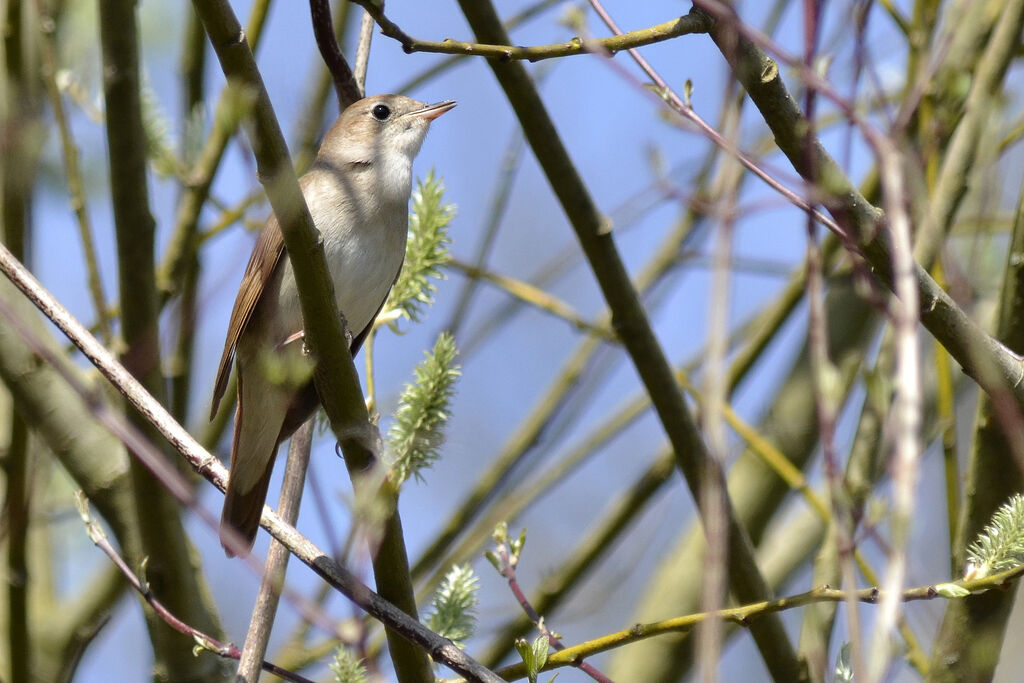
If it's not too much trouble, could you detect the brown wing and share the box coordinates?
[209,216,285,420]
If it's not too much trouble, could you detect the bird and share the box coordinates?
[210,94,456,555]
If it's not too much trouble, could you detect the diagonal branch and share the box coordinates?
[98,0,225,677]
[0,241,505,683]
[180,3,440,681]
[310,0,362,108]
[475,565,1024,683]
[697,6,1024,406]
[453,1,802,680]
[76,494,316,683]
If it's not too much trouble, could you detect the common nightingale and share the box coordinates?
[210,94,456,555]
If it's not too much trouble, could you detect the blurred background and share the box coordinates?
[6,0,1024,681]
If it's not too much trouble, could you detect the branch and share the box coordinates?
[75,495,315,683]
[698,6,1024,406]
[189,3,434,680]
[930,131,1024,680]
[0,226,504,683]
[160,0,274,302]
[237,423,314,681]
[453,1,802,679]
[352,0,708,63]
[98,1,225,676]
[413,78,752,588]
[310,0,362,108]
[475,564,1024,682]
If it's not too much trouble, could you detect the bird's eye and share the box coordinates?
[371,104,391,121]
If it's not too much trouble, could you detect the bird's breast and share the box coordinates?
[269,200,407,343]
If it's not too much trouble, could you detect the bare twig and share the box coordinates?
[0,242,504,683]
[353,9,374,95]
[309,0,361,108]
[469,563,1024,683]
[238,423,314,681]
[492,537,613,683]
[353,0,708,63]
[75,495,315,683]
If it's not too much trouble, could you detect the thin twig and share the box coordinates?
[0,241,504,682]
[444,129,527,338]
[160,0,274,303]
[238,423,314,681]
[493,538,613,682]
[354,0,708,63]
[693,83,738,681]
[479,453,676,667]
[868,142,921,683]
[470,564,1024,682]
[446,259,616,342]
[309,0,361,108]
[394,0,564,94]
[353,9,374,95]
[75,495,316,683]
[35,3,112,343]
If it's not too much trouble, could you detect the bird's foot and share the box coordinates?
[333,421,383,465]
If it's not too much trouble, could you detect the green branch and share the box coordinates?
[350,0,708,63]
[452,1,801,679]
[98,0,224,678]
[700,5,1024,405]
[473,564,1024,682]
[189,3,436,680]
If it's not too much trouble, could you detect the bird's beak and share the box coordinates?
[406,100,457,121]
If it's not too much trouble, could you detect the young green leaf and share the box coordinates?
[515,635,550,683]
[935,582,971,598]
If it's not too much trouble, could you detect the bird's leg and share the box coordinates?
[278,330,306,351]
[277,312,352,355]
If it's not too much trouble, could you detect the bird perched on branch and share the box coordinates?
[210,94,456,555]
